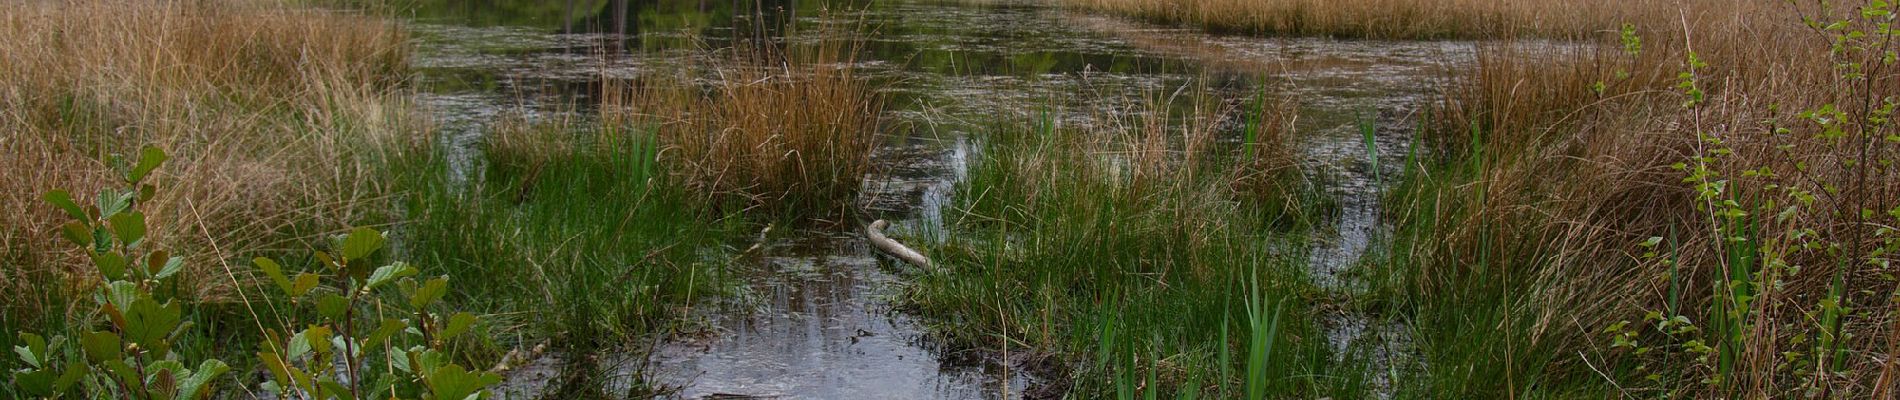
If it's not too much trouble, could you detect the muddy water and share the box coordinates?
[408,0,1469,398]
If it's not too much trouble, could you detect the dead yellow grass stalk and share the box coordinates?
[0,0,412,314]
[603,31,883,218]
[1413,0,1898,394]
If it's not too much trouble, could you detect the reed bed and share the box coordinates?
[1062,0,1745,39]
[1384,0,1900,396]
[0,0,410,326]
[908,88,1351,397]
[603,31,883,220]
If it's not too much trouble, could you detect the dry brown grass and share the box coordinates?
[1408,0,1900,395]
[0,0,412,314]
[601,32,883,219]
[1063,0,1740,39]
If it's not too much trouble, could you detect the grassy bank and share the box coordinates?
[1371,1,1900,397]
[1059,0,1756,39]
[0,0,413,382]
[905,90,1361,397]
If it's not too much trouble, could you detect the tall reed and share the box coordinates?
[603,27,883,220]
[908,88,1354,397]
[1386,0,1900,396]
[0,0,410,336]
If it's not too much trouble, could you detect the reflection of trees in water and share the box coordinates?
[404,0,807,37]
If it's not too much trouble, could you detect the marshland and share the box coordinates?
[2,0,1896,398]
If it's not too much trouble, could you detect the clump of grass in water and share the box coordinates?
[390,113,732,395]
[907,88,1363,397]
[605,23,884,222]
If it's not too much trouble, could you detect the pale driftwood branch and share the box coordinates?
[866,219,933,269]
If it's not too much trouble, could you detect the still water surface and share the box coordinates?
[405,0,1469,397]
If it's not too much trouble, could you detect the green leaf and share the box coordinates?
[441,312,478,340]
[316,294,349,321]
[82,331,122,363]
[123,297,182,350]
[258,352,294,387]
[303,326,334,356]
[151,252,185,280]
[147,360,182,400]
[60,222,93,247]
[108,212,146,248]
[54,360,86,392]
[290,273,320,298]
[176,359,230,400]
[365,262,417,290]
[128,146,169,184]
[43,190,88,220]
[340,227,385,260]
[318,381,356,400]
[411,277,449,309]
[424,364,500,400]
[14,332,47,367]
[92,250,128,280]
[12,368,58,396]
[97,189,131,220]
[256,257,293,295]
[365,318,407,350]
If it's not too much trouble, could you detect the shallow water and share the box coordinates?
[408,0,1472,397]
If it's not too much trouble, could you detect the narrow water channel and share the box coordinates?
[404,0,1470,397]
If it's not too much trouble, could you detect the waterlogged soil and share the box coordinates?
[408,0,1478,397]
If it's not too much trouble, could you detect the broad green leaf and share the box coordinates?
[91,250,128,280]
[317,294,349,320]
[54,360,86,392]
[97,189,131,221]
[441,312,478,340]
[365,262,417,290]
[60,222,93,247]
[154,256,185,280]
[82,331,122,363]
[411,277,449,309]
[365,318,406,350]
[14,332,47,367]
[176,359,230,400]
[340,227,385,260]
[104,281,142,311]
[147,360,183,400]
[424,364,500,400]
[124,297,183,349]
[318,381,356,400]
[108,212,146,248]
[258,352,293,386]
[12,368,58,396]
[255,257,293,295]
[290,273,320,298]
[43,190,88,220]
[302,326,334,356]
[128,146,169,184]
[146,250,170,275]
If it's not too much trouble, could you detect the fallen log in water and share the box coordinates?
[866,219,933,269]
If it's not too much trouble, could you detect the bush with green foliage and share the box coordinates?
[9,146,501,399]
